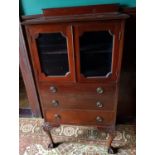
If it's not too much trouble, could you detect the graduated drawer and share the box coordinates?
[41,94,116,111]
[39,82,116,96]
[44,109,115,126]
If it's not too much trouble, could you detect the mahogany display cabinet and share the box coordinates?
[22,4,128,154]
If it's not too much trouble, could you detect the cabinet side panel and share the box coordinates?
[19,23,42,117]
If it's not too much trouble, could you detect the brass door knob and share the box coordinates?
[50,86,57,93]
[96,116,103,123]
[96,87,104,94]
[96,101,103,108]
[52,100,59,107]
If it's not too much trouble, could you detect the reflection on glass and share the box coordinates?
[80,31,113,77]
[36,33,69,76]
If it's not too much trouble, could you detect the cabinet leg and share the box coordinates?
[107,132,118,154]
[42,122,62,149]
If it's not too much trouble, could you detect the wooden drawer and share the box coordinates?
[39,82,116,96]
[44,109,115,126]
[41,94,116,110]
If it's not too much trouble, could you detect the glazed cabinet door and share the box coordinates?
[26,24,75,82]
[74,22,123,83]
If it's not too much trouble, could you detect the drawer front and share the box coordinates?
[39,83,116,95]
[39,83,117,110]
[41,94,116,110]
[44,109,115,126]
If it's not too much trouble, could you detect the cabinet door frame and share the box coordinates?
[26,24,76,83]
[74,21,123,83]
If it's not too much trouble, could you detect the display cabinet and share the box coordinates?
[22,4,128,154]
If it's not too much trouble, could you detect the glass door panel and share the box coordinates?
[28,24,75,82]
[80,31,113,77]
[36,33,69,76]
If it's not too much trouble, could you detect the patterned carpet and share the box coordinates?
[19,118,136,155]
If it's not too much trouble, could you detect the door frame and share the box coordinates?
[26,24,76,83]
[74,21,123,83]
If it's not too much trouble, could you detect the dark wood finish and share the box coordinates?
[21,14,43,20]
[45,109,115,125]
[25,24,76,83]
[39,83,116,94]
[121,7,136,15]
[39,83,117,111]
[19,23,42,117]
[74,21,125,83]
[42,122,62,148]
[21,6,133,23]
[21,8,136,123]
[22,4,128,153]
[22,13,128,25]
[41,94,116,111]
[107,132,118,154]
[43,4,119,17]
[21,4,128,26]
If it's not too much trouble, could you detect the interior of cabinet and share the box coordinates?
[36,33,69,76]
[79,31,113,77]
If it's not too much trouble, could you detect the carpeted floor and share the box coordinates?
[19,118,136,155]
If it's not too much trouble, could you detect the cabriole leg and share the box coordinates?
[42,122,62,148]
[107,132,118,154]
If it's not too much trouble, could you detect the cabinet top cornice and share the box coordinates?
[21,4,129,25]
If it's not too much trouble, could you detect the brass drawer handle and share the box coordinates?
[96,87,104,94]
[54,114,61,121]
[50,86,57,93]
[52,100,59,107]
[96,116,104,123]
[96,101,103,108]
